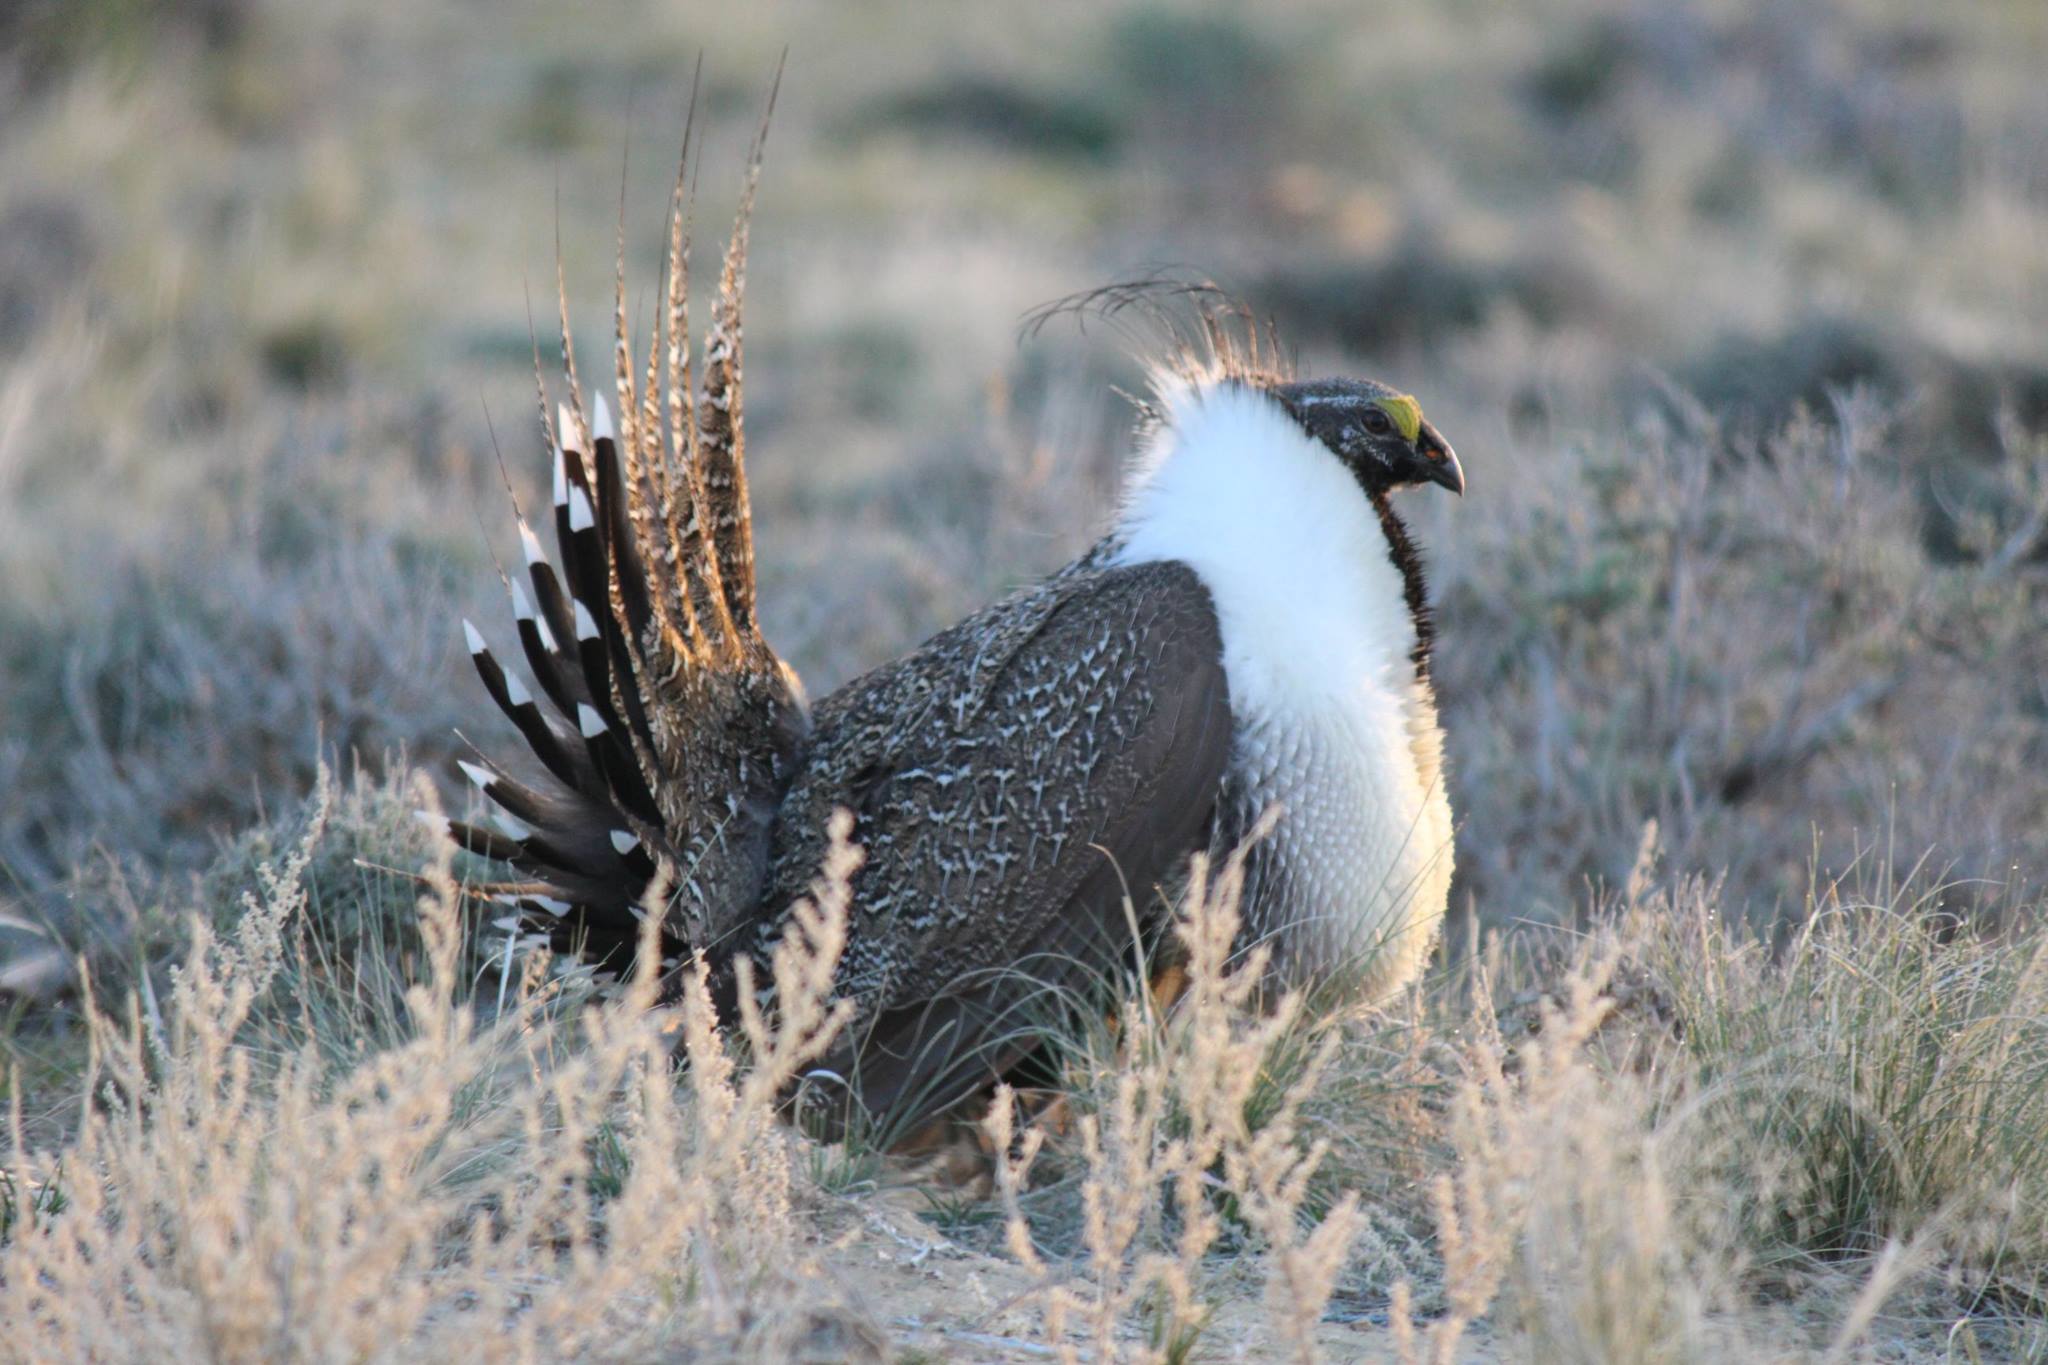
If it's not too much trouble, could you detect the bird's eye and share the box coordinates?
[1362,409,1393,436]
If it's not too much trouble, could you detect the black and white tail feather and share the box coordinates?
[440,82,807,989]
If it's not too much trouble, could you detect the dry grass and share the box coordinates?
[9,779,2047,1359]
[0,785,1400,1361]
[983,824,1369,1364]
[3,779,878,1360]
[4,0,2047,1357]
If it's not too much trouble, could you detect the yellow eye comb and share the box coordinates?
[1372,393,1423,444]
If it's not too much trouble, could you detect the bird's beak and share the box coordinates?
[1415,420,1465,496]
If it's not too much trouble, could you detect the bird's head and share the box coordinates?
[1265,377,1464,498]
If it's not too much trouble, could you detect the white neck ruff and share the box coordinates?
[1110,379,1453,991]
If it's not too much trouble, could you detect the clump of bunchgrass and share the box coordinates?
[1645,852,2048,1313]
[1389,833,2048,1363]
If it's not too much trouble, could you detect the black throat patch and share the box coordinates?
[1368,489,1435,683]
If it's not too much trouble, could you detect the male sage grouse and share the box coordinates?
[449,121,1464,1142]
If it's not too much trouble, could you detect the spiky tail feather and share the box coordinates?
[456,78,805,982]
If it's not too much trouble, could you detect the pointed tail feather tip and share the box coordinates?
[490,810,534,840]
[577,703,606,737]
[518,521,548,569]
[463,619,487,654]
[458,760,493,790]
[593,392,616,441]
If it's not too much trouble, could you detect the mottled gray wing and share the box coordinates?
[765,559,1232,1139]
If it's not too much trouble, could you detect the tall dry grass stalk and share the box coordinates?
[986,826,1366,1364]
[0,777,874,1362]
[1412,937,1735,1363]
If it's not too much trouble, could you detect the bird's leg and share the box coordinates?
[888,1115,997,1194]
[1147,961,1190,1015]
[1019,959,1192,1142]
[882,961,1195,1190]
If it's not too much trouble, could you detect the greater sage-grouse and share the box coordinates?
[450,129,1464,1141]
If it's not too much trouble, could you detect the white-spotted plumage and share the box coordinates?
[1112,379,1453,990]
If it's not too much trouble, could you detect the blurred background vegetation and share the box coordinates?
[1,0,2044,999]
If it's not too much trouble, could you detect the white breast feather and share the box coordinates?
[1110,379,1453,995]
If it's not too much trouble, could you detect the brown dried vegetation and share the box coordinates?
[5,0,2048,1358]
